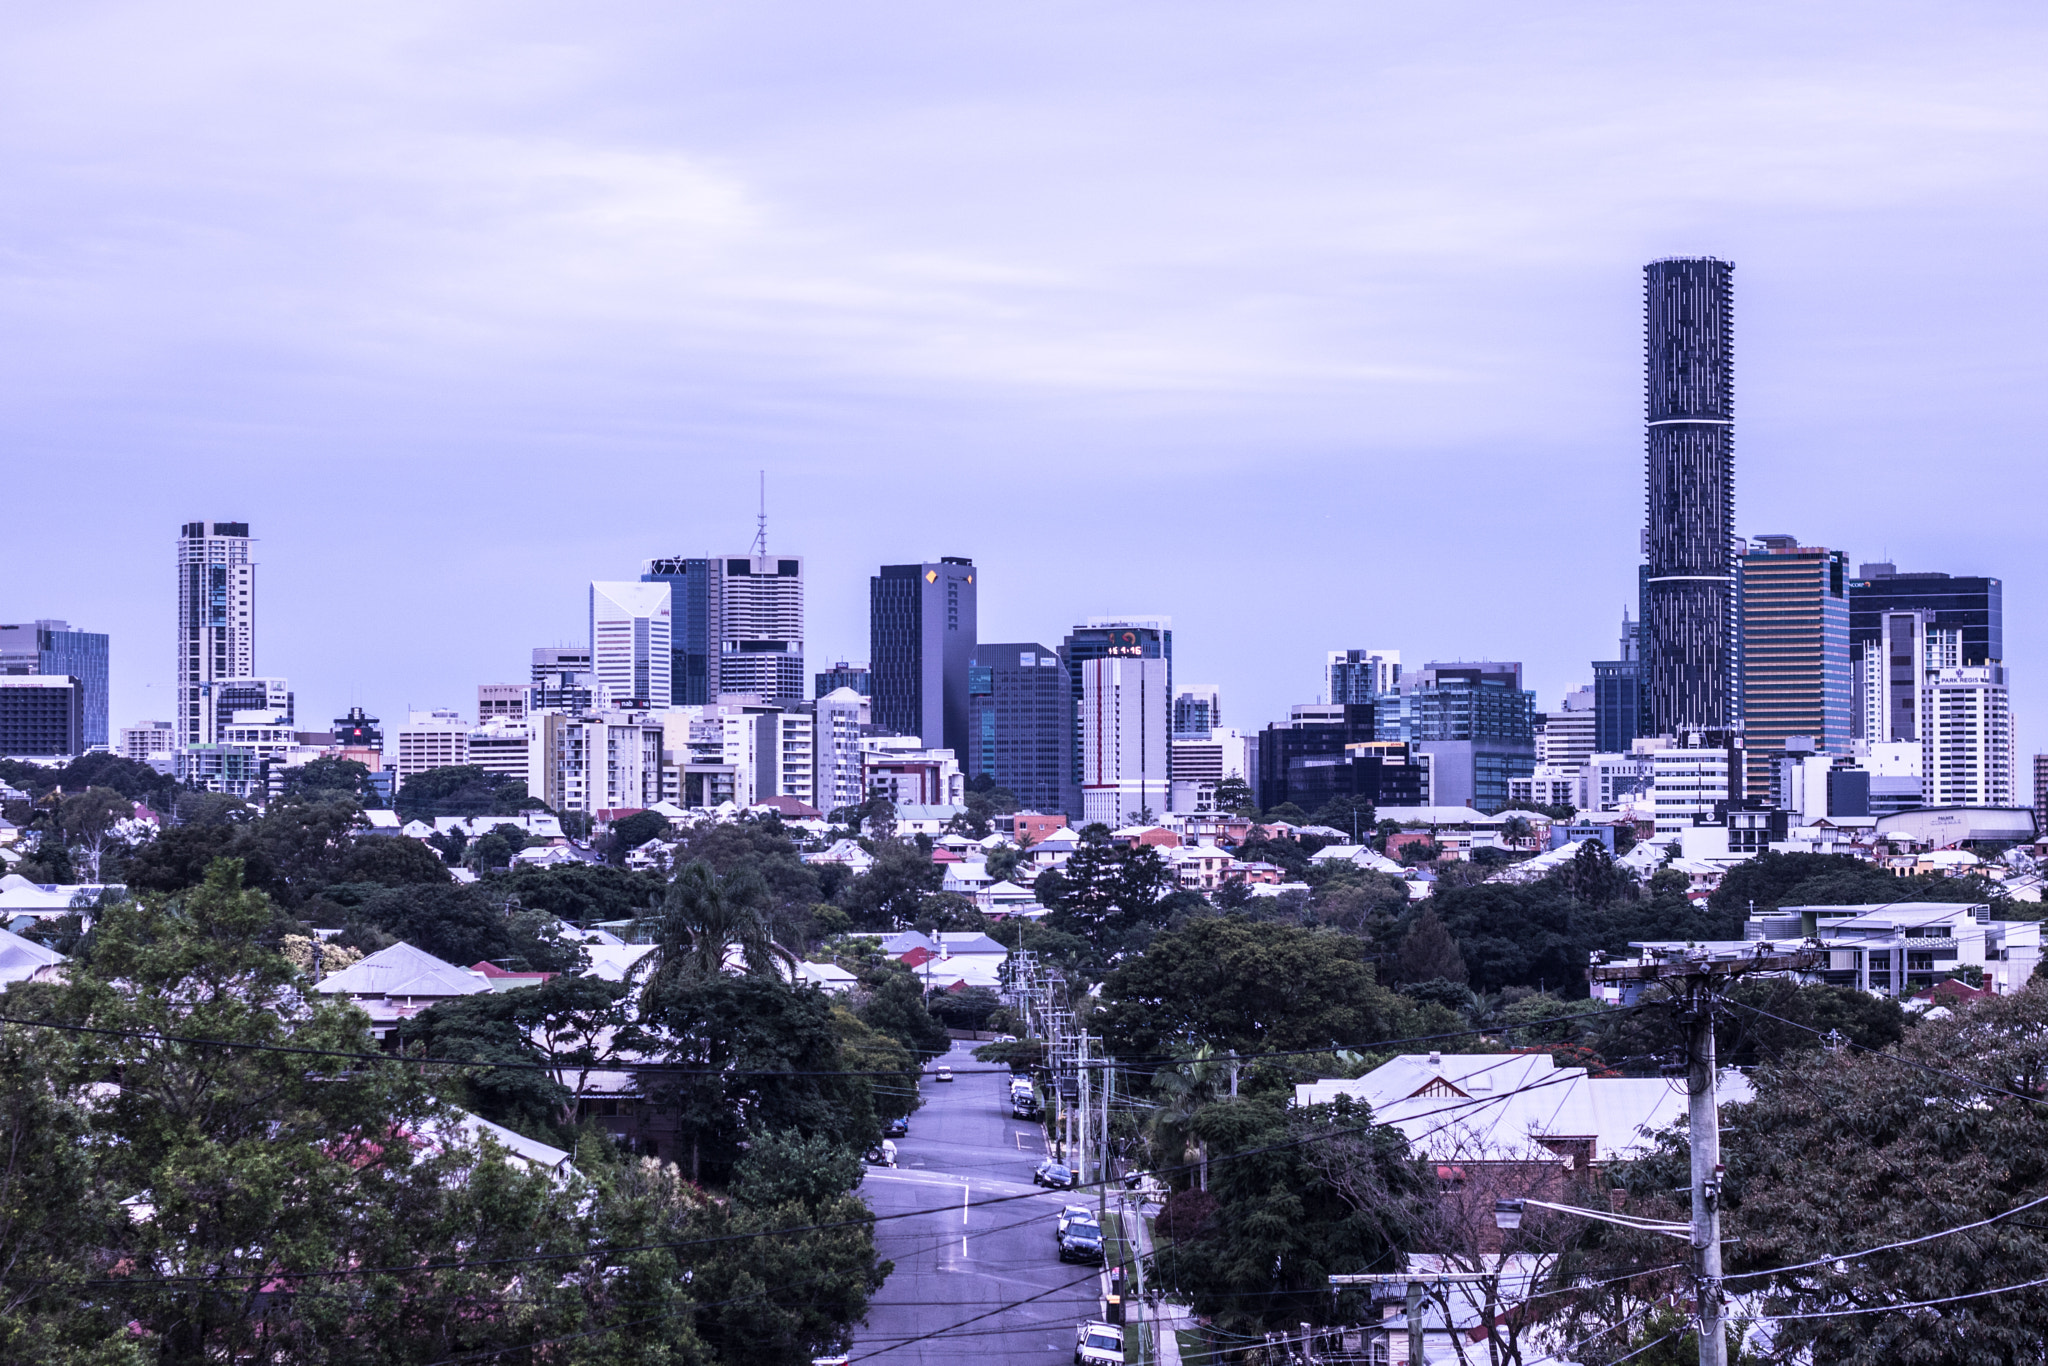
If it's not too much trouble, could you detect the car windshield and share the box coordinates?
[1086,1332,1121,1350]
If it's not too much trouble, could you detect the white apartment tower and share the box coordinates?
[590,582,673,710]
[1924,665,2015,807]
[175,521,255,750]
[1080,656,1170,827]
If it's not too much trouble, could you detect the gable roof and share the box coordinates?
[0,925,65,983]
[317,942,492,999]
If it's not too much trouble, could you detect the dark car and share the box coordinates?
[884,1115,908,1138]
[1033,1159,1075,1189]
[1058,1225,1105,1264]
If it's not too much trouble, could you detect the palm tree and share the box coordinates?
[637,860,792,1005]
[1500,815,1534,852]
[1147,1048,1229,1191]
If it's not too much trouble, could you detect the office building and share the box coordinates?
[1739,537,1851,799]
[467,719,533,781]
[175,521,255,751]
[815,687,873,817]
[642,557,712,705]
[478,684,527,722]
[1057,617,1170,817]
[1400,662,1536,812]
[0,676,84,756]
[1592,611,1644,754]
[1849,565,2001,679]
[1857,609,1936,750]
[1641,258,1738,736]
[1579,753,1652,813]
[531,647,602,714]
[1646,736,1739,838]
[333,707,383,748]
[118,721,175,765]
[871,558,978,754]
[531,647,591,682]
[395,709,469,789]
[1328,650,1400,705]
[815,661,871,699]
[1254,704,1424,819]
[1169,728,1253,814]
[1536,687,1596,774]
[590,581,672,710]
[0,621,109,749]
[1924,664,2015,808]
[1079,656,1170,827]
[967,643,1067,812]
[1172,685,1223,738]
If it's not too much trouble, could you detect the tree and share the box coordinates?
[280,756,383,806]
[642,860,790,1000]
[839,840,942,930]
[54,785,137,881]
[502,863,665,928]
[1098,915,1421,1059]
[1396,907,1468,984]
[1213,775,1256,815]
[1425,882,1589,994]
[1034,825,1174,951]
[317,881,582,972]
[1611,985,2048,1363]
[608,809,671,854]
[856,967,952,1059]
[1308,794,1377,841]
[391,764,539,822]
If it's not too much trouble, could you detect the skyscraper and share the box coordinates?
[0,621,109,749]
[1400,661,1536,811]
[642,558,711,705]
[643,555,805,704]
[1079,656,1170,827]
[175,521,255,751]
[1591,611,1644,755]
[1057,618,1171,817]
[870,558,978,755]
[967,643,1066,812]
[1642,257,1737,736]
[1848,566,2002,739]
[1738,537,1850,799]
[589,581,673,710]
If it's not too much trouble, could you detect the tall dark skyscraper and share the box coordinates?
[870,558,978,755]
[1642,257,1737,736]
[0,620,109,750]
[643,558,710,705]
[967,642,1066,812]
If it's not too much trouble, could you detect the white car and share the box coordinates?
[932,1064,953,1082]
[1075,1322,1124,1366]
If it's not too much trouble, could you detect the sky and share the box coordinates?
[4,2,2047,780]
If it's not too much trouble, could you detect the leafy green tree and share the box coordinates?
[280,756,383,805]
[1396,906,1468,984]
[1033,825,1174,950]
[392,764,539,822]
[1099,915,1418,1059]
[839,840,942,930]
[1308,794,1377,839]
[643,860,789,999]
[1425,882,1589,994]
[608,809,672,854]
[1154,1097,1417,1334]
[318,881,582,972]
[467,821,530,871]
[503,862,665,927]
[856,966,952,1059]
[51,750,180,807]
[1212,775,1256,815]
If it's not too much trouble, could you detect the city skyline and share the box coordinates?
[5,5,2045,792]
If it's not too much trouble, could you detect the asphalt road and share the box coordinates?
[852,1040,1108,1366]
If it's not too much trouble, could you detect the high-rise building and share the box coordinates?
[0,621,109,749]
[531,647,591,682]
[1254,704,1425,820]
[967,643,1066,813]
[1924,663,2014,808]
[1057,618,1170,817]
[1328,650,1400,705]
[333,707,383,748]
[2034,755,2048,837]
[1169,728,1253,814]
[1172,685,1222,738]
[175,521,255,751]
[1400,662,1536,812]
[1079,656,1170,827]
[1848,565,2002,679]
[1641,258,1738,736]
[0,676,84,756]
[1592,611,1644,755]
[815,687,874,817]
[590,581,673,711]
[1857,609,1936,748]
[1536,687,1597,773]
[707,556,805,702]
[531,647,601,714]
[395,709,469,789]
[1739,537,1851,799]
[642,558,712,706]
[478,684,527,722]
[814,661,871,699]
[870,558,978,754]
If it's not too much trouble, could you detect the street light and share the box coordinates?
[1493,1199,1524,1231]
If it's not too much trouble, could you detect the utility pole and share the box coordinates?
[1589,942,1819,1366]
[1684,981,1726,1366]
[1405,1281,1424,1366]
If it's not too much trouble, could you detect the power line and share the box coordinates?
[1723,1191,2048,1284]
[1755,1272,2048,1321]
[1719,997,2048,1107]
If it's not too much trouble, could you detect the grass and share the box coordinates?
[1175,1329,1213,1366]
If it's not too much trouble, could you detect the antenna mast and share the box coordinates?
[752,471,768,556]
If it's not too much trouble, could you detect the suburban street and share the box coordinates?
[852,1039,1108,1366]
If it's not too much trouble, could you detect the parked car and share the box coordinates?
[932,1064,953,1082]
[1033,1159,1075,1189]
[1075,1322,1124,1366]
[1059,1224,1105,1264]
[884,1115,908,1138]
[1056,1204,1094,1239]
[865,1140,898,1167]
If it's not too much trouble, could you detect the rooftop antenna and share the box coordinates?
[752,471,768,557]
